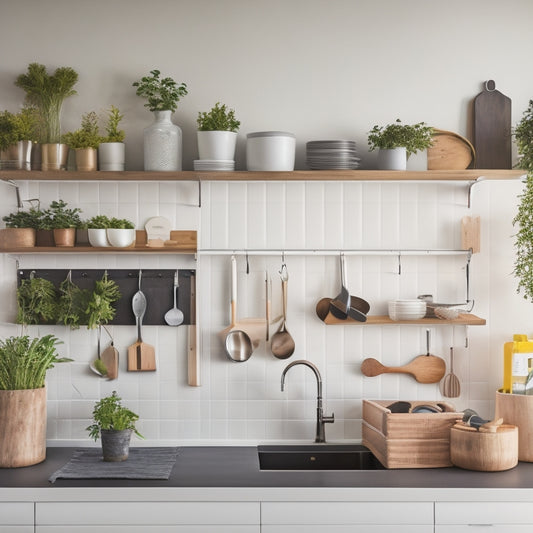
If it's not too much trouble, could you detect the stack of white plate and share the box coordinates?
[193,159,235,171]
[388,300,427,321]
[306,140,360,170]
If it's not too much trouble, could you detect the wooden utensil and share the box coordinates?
[101,343,119,380]
[127,271,156,371]
[441,347,460,398]
[473,80,512,169]
[187,271,200,386]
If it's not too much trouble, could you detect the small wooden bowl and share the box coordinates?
[450,423,518,471]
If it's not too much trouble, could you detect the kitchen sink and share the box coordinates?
[257,444,384,470]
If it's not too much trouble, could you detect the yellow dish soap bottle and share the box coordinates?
[503,334,533,394]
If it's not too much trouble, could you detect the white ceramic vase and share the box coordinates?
[98,142,125,171]
[377,147,407,170]
[143,110,181,171]
[197,131,237,160]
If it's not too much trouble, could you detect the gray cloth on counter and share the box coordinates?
[49,447,179,483]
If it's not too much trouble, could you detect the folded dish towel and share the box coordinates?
[49,447,179,483]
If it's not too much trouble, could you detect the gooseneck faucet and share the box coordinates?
[281,359,334,443]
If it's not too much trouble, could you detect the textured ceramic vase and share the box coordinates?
[143,110,181,171]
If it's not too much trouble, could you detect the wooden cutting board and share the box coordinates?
[473,80,512,169]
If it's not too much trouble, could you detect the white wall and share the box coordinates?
[1,0,532,444]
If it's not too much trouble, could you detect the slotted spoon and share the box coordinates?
[441,347,461,398]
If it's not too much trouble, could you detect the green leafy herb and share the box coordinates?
[102,105,125,143]
[0,335,71,390]
[197,102,240,132]
[86,391,143,440]
[132,69,188,112]
[367,119,434,158]
[63,111,101,150]
[56,275,91,329]
[85,272,121,329]
[17,277,58,325]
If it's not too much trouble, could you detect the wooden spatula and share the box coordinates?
[361,355,446,384]
[101,343,119,380]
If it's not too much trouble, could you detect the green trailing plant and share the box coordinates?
[15,62,78,144]
[0,334,71,390]
[56,273,91,329]
[85,272,121,329]
[2,207,43,229]
[46,199,83,229]
[367,119,434,158]
[102,105,125,143]
[132,69,188,112]
[197,102,240,132]
[86,391,143,440]
[63,111,101,150]
[513,100,533,303]
[17,277,58,325]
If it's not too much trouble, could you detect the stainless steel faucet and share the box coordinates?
[280,359,334,443]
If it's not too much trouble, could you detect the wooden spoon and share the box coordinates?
[361,355,446,384]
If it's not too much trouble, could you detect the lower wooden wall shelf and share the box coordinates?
[320,313,485,326]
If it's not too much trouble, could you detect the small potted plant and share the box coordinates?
[106,217,136,248]
[368,119,434,170]
[15,63,78,171]
[1,206,42,248]
[86,391,143,462]
[46,199,83,247]
[0,111,21,168]
[63,111,101,171]
[98,105,126,171]
[0,334,71,467]
[133,69,188,171]
[197,102,240,161]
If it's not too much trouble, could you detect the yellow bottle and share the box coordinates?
[503,334,533,393]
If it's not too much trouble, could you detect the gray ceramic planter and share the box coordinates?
[100,429,132,462]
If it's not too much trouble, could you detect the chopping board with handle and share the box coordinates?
[361,355,446,384]
[473,80,512,169]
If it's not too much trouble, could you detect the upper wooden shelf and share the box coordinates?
[0,169,526,182]
[322,313,486,326]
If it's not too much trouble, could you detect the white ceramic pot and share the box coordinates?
[377,147,407,170]
[98,142,125,171]
[246,131,295,171]
[106,228,136,248]
[143,110,181,171]
[88,228,110,247]
[197,130,237,160]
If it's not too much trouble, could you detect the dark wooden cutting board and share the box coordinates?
[473,80,512,169]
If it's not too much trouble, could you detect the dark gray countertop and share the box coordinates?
[1,447,533,490]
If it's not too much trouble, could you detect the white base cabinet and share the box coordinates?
[261,502,434,533]
[435,502,533,532]
[0,502,34,533]
[35,501,259,532]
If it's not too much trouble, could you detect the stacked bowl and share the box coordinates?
[306,140,360,170]
[388,299,427,321]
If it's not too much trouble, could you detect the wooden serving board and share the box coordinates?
[473,80,512,169]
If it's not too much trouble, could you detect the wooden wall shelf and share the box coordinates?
[321,313,486,326]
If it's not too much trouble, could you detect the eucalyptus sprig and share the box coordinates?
[368,119,434,158]
[132,69,188,112]
[85,272,121,329]
[86,391,143,440]
[0,335,71,390]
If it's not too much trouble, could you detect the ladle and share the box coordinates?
[271,263,295,359]
[225,255,253,362]
[164,271,184,326]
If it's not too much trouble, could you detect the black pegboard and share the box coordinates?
[17,269,195,326]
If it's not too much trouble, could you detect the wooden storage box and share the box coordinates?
[362,399,462,469]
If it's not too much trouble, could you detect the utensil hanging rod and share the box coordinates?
[198,248,472,257]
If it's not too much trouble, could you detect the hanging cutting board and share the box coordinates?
[473,80,512,169]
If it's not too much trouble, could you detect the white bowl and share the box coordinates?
[106,228,136,248]
[388,300,426,321]
[87,228,109,247]
[246,131,296,171]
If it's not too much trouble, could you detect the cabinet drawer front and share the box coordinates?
[36,527,260,533]
[436,527,533,533]
[0,502,33,525]
[261,502,433,525]
[435,502,533,525]
[36,502,259,526]
[263,526,432,533]
[0,528,33,533]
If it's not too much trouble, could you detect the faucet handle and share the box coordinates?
[323,413,335,424]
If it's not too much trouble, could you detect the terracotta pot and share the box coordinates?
[0,387,47,467]
[75,147,97,171]
[0,228,36,248]
[53,228,76,247]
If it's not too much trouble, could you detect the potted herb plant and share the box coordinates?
[133,69,188,171]
[368,119,434,170]
[0,334,71,467]
[87,215,112,247]
[197,102,240,161]
[86,391,143,462]
[513,99,533,302]
[1,206,42,248]
[98,105,126,171]
[46,199,83,247]
[63,111,101,171]
[106,217,136,248]
[0,107,39,170]
[15,63,78,171]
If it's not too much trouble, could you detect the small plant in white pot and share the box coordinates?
[86,391,143,462]
[368,119,434,170]
[197,102,240,161]
[106,217,135,248]
[98,105,125,171]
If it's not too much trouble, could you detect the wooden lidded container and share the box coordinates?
[495,390,533,461]
[450,423,518,471]
[0,387,47,467]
